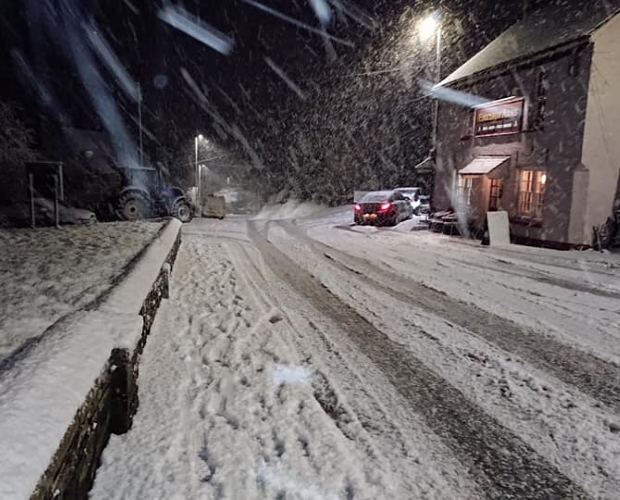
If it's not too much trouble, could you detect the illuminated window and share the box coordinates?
[488,179,503,211]
[518,170,546,219]
[458,176,473,206]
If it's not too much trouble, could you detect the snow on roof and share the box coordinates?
[440,0,620,87]
[360,190,395,202]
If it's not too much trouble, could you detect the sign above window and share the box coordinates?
[474,98,525,137]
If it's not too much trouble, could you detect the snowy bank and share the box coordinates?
[0,219,182,500]
[0,221,165,364]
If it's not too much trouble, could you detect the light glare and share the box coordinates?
[418,14,439,41]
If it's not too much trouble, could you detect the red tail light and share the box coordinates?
[379,202,392,212]
[354,204,362,212]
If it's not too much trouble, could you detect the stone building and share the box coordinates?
[433,1,620,248]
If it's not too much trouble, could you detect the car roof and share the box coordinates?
[360,190,395,202]
[395,187,421,192]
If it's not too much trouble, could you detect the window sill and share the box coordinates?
[511,216,543,228]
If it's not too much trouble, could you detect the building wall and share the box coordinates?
[580,13,620,243]
[435,43,593,245]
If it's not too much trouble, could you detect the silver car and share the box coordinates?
[394,187,423,215]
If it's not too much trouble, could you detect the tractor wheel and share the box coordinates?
[171,199,193,223]
[118,190,153,221]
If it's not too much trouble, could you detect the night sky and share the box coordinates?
[0,0,552,201]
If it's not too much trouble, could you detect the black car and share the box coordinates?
[354,190,413,226]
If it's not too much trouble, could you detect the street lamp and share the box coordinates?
[195,134,205,209]
[418,13,439,42]
[418,11,442,153]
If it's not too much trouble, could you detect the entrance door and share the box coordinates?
[488,178,503,211]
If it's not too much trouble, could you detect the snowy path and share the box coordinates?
[92,214,620,499]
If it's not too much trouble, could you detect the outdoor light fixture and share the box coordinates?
[418,12,440,42]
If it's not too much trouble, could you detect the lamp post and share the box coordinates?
[195,134,204,209]
[138,84,144,168]
[418,11,441,153]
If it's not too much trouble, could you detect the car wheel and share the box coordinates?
[384,216,397,227]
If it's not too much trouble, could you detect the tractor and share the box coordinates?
[116,166,195,223]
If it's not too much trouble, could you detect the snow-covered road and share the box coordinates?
[92,208,620,499]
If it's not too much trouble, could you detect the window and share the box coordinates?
[518,170,546,219]
[457,176,473,206]
[488,179,503,211]
[532,70,548,131]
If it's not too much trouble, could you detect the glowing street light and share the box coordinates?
[418,13,440,42]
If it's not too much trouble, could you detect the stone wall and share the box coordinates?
[30,228,182,500]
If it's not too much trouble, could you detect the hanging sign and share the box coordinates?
[474,98,525,137]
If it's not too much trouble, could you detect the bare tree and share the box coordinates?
[0,101,36,204]
[0,101,35,165]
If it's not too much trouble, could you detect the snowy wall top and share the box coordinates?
[0,311,142,499]
[0,218,182,499]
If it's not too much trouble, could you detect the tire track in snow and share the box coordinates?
[248,220,588,499]
[279,221,620,414]
[224,240,423,497]
[224,239,477,498]
[270,225,620,496]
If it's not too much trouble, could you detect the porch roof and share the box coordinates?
[459,156,510,176]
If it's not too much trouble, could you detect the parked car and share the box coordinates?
[0,198,97,228]
[202,195,226,219]
[394,187,424,215]
[419,195,431,215]
[354,190,412,226]
[35,198,98,225]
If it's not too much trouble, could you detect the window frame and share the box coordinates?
[518,169,546,220]
[457,175,474,207]
[488,178,503,211]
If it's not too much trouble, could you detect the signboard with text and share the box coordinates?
[474,98,525,137]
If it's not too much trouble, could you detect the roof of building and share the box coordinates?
[440,0,620,86]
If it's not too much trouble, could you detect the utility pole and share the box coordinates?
[138,84,144,167]
[431,23,442,154]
